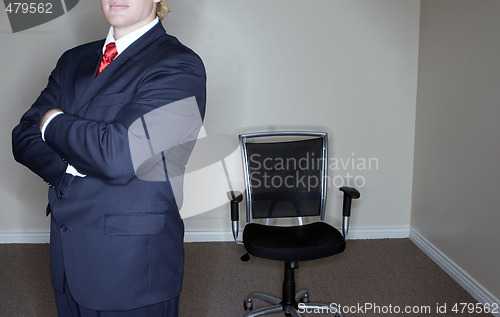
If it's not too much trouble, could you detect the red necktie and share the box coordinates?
[96,42,118,76]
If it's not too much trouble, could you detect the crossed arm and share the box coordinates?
[13,52,206,191]
[39,109,63,133]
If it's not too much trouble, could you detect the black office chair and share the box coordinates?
[229,131,360,317]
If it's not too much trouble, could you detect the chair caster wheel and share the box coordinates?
[244,299,253,310]
[300,293,309,303]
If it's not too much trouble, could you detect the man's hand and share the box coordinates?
[40,109,64,132]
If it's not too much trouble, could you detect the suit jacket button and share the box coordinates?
[60,224,68,232]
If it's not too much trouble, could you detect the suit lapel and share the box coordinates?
[73,22,167,115]
[73,47,102,108]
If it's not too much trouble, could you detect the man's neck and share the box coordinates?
[104,18,159,56]
[113,18,157,40]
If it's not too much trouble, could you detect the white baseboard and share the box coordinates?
[0,226,410,244]
[410,228,500,316]
[0,231,50,244]
[184,230,234,242]
[183,226,410,242]
[347,226,410,240]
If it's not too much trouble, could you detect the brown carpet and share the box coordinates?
[0,239,492,317]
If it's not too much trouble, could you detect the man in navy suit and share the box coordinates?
[12,0,206,316]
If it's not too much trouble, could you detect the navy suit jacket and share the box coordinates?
[12,22,206,310]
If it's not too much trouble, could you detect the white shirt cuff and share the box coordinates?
[41,111,64,141]
[66,164,86,177]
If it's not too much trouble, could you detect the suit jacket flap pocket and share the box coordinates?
[105,212,165,235]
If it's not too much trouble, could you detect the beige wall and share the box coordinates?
[175,0,421,231]
[0,0,421,234]
[412,0,500,300]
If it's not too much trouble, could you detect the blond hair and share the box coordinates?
[156,1,170,21]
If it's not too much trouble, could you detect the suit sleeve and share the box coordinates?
[12,56,69,191]
[43,52,206,185]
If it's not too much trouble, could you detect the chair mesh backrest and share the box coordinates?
[241,133,327,220]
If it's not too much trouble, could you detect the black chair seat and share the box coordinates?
[243,222,346,262]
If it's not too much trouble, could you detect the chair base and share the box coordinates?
[243,261,343,316]
[243,290,343,317]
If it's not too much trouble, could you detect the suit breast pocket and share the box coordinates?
[104,212,166,236]
[83,92,129,121]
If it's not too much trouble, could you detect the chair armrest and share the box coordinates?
[339,187,360,217]
[228,191,243,242]
[339,187,360,239]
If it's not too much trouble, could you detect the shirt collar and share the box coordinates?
[103,18,159,56]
